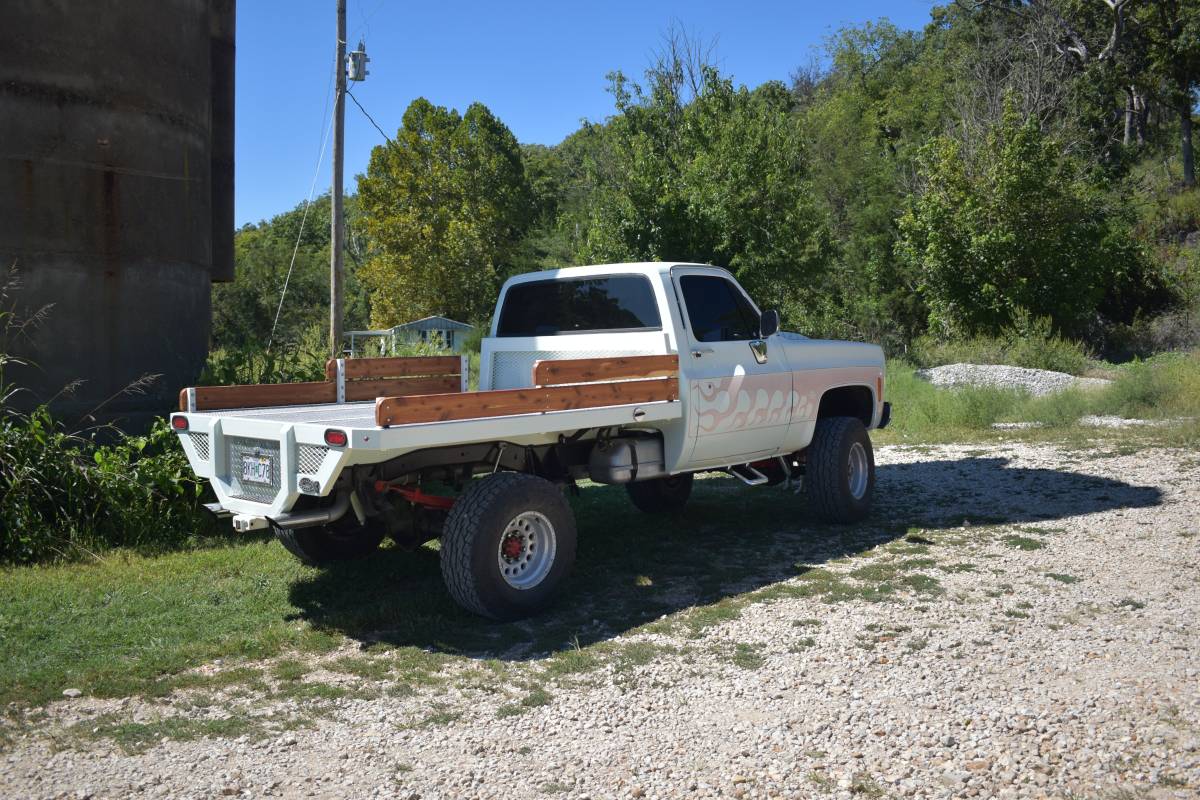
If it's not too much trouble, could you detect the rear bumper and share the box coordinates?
[878,402,892,430]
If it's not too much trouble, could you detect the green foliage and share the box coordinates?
[580,63,832,324]
[357,98,533,325]
[880,351,1200,442]
[0,275,213,565]
[910,314,1092,376]
[201,322,329,386]
[0,410,214,565]
[897,107,1145,337]
[213,195,370,352]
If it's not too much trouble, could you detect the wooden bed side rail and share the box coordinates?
[179,355,468,412]
[178,382,335,413]
[376,378,678,427]
[323,355,463,381]
[532,354,679,386]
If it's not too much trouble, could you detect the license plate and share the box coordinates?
[241,454,273,484]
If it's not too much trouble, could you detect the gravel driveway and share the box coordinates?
[3,440,1198,800]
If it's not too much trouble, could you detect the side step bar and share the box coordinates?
[727,464,769,486]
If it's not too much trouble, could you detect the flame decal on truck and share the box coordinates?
[690,366,880,436]
[691,373,794,435]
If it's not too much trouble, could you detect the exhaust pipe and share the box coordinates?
[268,491,351,530]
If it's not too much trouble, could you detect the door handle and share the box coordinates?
[691,348,714,358]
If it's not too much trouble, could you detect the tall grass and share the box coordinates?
[908,314,1092,376]
[882,351,1200,441]
[0,271,215,565]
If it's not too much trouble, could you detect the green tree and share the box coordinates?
[213,195,369,351]
[799,17,955,345]
[1134,0,1200,186]
[357,98,533,325]
[897,106,1143,337]
[581,57,831,324]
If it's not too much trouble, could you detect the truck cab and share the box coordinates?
[482,263,885,474]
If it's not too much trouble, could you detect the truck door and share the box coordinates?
[671,267,792,468]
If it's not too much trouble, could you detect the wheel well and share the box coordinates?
[816,385,874,427]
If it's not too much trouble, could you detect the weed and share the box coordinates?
[1003,535,1045,551]
[418,707,461,727]
[1045,573,1080,584]
[728,643,765,670]
[545,645,600,677]
[683,602,741,637]
[906,637,929,652]
[330,656,392,681]
[496,687,552,718]
[271,659,309,683]
[68,711,306,755]
[848,772,886,797]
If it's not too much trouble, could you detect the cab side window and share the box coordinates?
[679,275,759,342]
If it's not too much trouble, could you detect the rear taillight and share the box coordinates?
[171,415,189,431]
[324,429,348,447]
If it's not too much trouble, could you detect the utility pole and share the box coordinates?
[329,0,346,358]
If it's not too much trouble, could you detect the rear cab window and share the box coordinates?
[496,275,662,337]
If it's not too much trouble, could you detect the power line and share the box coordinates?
[266,64,337,353]
[347,88,395,146]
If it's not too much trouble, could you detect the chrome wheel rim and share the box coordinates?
[847,441,869,500]
[497,511,557,590]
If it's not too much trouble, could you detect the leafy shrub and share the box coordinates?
[201,322,328,386]
[0,408,216,565]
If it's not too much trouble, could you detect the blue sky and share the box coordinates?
[235,0,935,226]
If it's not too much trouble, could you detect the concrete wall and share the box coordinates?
[0,0,235,426]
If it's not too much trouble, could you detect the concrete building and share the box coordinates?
[0,0,235,426]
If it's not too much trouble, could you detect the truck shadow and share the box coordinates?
[287,456,1161,660]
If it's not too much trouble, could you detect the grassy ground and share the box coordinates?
[1,351,1195,712]
[0,476,911,708]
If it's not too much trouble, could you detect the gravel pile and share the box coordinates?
[915,363,1110,396]
[2,441,1198,800]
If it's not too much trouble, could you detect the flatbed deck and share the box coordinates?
[203,401,379,428]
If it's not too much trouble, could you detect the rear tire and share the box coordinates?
[440,472,577,621]
[274,514,386,566]
[626,473,693,513]
[805,416,875,523]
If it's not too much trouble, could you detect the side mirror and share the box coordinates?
[759,309,780,338]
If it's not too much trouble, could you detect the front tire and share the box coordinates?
[440,472,577,620]
[805,416,875,523]
[626,473,693,513]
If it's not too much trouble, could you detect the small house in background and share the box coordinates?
[343,316,475,356]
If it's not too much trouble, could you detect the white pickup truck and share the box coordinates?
[172,262,890,619]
